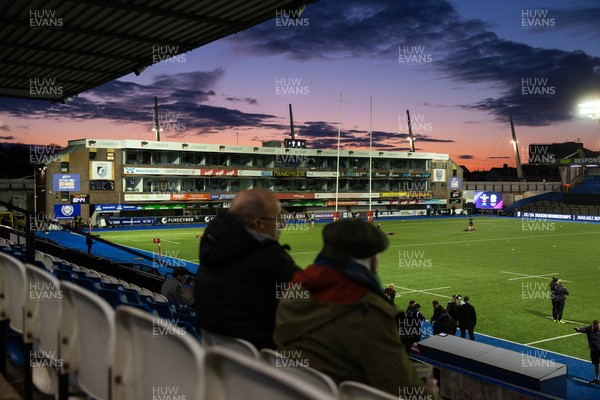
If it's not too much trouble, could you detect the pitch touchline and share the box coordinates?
[524,332,580,346]
[390,231,600,248]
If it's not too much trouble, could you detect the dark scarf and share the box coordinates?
[314,249,383,297]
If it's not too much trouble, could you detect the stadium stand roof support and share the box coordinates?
[0,0,317,102]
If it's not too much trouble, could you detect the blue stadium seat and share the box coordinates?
[97,288,128,308]
[73,277,100,294]
[54,269,76,282]
[147,302,175,320]
[101,282,126,292]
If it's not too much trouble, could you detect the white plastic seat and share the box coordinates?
[153,293,169,303]
[127,283,142,294]
[112,306,205,400]
[260,348,338,396]
[201,329,260,359]
[117,279,129,287]
[140,287,153,296]
[86,269,101,278]
[60,280,115,400]
[0,252,27,334]
[25,264,62,396]
[339,381,399,400]
[204,347,336,400]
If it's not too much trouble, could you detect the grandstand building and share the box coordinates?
[43,138,464,224]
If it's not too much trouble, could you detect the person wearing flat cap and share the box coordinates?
[274,220,440,398]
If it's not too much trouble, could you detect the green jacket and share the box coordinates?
[274,264,439,398]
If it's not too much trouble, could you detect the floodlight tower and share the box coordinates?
[509,115,524,181]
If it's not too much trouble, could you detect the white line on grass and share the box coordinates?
[500,271,572,282]
[524,333,580,346]
[390,230,600,248]
[396,286,452,295]
[160,239,181,245]
[475,332,590,363]
[544,316,580,324]
[394,285,452,299]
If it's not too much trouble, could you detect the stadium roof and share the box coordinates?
[0,0,316,102]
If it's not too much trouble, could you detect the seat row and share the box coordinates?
[1,251,399,400]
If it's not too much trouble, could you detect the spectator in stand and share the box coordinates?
[181,276,194,306]
[553,279,570,323]
[433,311,457,336]
[457,296,477,340]
[274,220,439,398]
[161,268,192,306]
[194,188,299,349]
[574,320,600,384]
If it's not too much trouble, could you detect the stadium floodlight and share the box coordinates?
[578,100,600,120]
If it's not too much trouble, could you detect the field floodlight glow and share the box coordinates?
[578,100,600,120]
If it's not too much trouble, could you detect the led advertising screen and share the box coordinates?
[474,191,503,209]
[53,174,80,192]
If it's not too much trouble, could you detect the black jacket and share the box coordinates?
[194,213,299,349]
[457,303,477,328]
[433,314,456,335]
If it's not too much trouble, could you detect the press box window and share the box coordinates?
[60,162,69,172]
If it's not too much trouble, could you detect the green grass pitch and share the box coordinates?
[98,217,599,360]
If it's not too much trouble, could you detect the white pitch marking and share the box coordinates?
[396,286,452,295]
[500,271,572,282]
[394,286,452,299]
[159,239,181,245]
[524,332,580,346]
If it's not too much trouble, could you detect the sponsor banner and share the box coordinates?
[573,157,600,165]
[379,191,432,199]
[448,177,461,190]
[273,170,306,177]
[210,193,237,200]
[281,201,327,207]
[124,167,202,175]
[201,168,238,176]
[433,169,446,182]
[342,171,369,177]
[575,215,600,222]
[157,216,211,224]
[373,172,388,178]
[53,174,80,192]
[141,204,185,210]
[402,172,431,178]
[518,212,573,220]
[274,193,315,200]
[325,200,371,207]
[124,193,171,202]
[314,192,377,199]
[108,217,157,226]
[306,171,339,177]
[91,161,114,180]
[170,193,211,201]
[70,194,89,204]
[53,204,81,219]
[94,204,141,212]
[237,170,270,177]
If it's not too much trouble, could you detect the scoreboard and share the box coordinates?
[284,139,307,149]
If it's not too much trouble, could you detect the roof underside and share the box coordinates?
[0,0,315,102]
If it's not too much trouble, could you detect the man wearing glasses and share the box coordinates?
[194,188,299,349]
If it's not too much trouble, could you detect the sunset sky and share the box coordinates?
[1,0,599,171]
